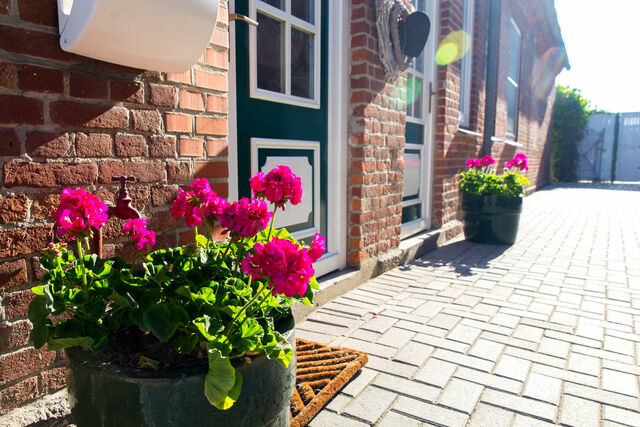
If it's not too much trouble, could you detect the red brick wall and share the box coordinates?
[0,0,229,414]
[347,0,406,267]
[432,0,559,227]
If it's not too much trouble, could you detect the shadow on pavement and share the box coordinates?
[399,239,510,277]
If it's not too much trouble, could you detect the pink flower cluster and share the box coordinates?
[465,155,496,168]
[122,219,156,252]
[220,198,272,239]
[250,165,302,209]
[52,188,109,240]
[504,153,529,171]
[241,233,326,297]
[171,179,227,228]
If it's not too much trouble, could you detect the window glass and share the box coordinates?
[506,20,521,137]
[291,28,314,98]
[262,0,283,10]
[257,13,284,93]
[292,0,314,23]
[458,0,473,126]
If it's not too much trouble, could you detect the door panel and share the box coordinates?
[402,0,438,237]
[234,0,328,241]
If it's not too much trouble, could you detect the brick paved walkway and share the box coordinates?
[298,183,640,426]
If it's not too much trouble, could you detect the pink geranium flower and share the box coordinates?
[171,178,227,228]
[241,237,315,297]
[307,233,326,263]
[465,158,481,168]
[251,166,302,209]
[480,155,496,167]
[52,188,109,240]
[122,219,156,252]
[220,198,272,239]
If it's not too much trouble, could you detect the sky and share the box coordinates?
[554,0,640,113]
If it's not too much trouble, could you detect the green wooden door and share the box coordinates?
[234,0,328,242]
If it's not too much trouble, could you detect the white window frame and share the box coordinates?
[506,18,521,139]
[249,0,322,109]
[458,0,474,127]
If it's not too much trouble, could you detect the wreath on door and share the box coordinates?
[375,0,413,80]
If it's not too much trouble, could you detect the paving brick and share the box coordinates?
[603,405,640,427]
[414,358,456,388]
[469,338,505,362]
[372,372,439,402]
[340,367,378,397]
[365,355,418,378]
[393,396,469,427]
[567,352,600,377]
[413,333,469,354]
[513,324,544,342]
[308,410,368,427]
[558,395,600,427]
[481,389,557,423]
[433,348,494,373]
[469,402,515,426]
[531,363,599,388]
[523,372,562,405]
[601,369,638,397]
[341,385,396,424]
[494,354,532,382]
[438,378,484,414]
[376,327,415,348]
[603,335,635,356]
[446,323,482,344]
[392,341,434,366]
[376,411,423,427]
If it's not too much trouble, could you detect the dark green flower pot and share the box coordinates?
[461,193,523,244]
[65,325,296,427]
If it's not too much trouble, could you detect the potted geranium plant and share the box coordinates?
[28,166,325,427]
[459,153,530,244]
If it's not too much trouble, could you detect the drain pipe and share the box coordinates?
[482,0,501,156]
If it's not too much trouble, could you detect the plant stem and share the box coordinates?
[76,238,87,290]
[202,220,214,247]
[217,241,233,269]
[222,276,264,337]
[265,208,277,241]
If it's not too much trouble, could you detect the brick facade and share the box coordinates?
[347,0,406,267]
[0,0,230,414]
[0,0,565,416]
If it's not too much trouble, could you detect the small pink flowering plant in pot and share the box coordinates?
[28,165,324,417]
[460,153,530,197]
[459,154,531,244]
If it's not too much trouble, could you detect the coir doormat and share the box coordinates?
[290,338,369,427]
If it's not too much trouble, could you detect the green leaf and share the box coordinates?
[28,295,49,323]
[204,347,242,410]
[170,305,189,326]
[196,234,209,248]
[138,355,160,370]
[192,287,216,304]
[29,319,51,349]
[194,315,223,341]
[47,336,93,350]
[143,304,178,342]
[263,331,293,367]
[31,285,45,296]
[176,333,199,355]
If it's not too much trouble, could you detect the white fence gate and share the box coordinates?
[576,112,640,182]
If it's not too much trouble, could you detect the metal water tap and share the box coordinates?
[91,176,141,257]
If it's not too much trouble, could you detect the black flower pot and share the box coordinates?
[461,193,523,244]
[65,324,296,427]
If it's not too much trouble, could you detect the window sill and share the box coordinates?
[491,136,523,147]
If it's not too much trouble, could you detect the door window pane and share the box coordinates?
[262,0,284,10]
[292,0,314,23]
[291,28,314,98]
[411,77,423,118]
[507,82,518,136]
[257,13,284,93]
